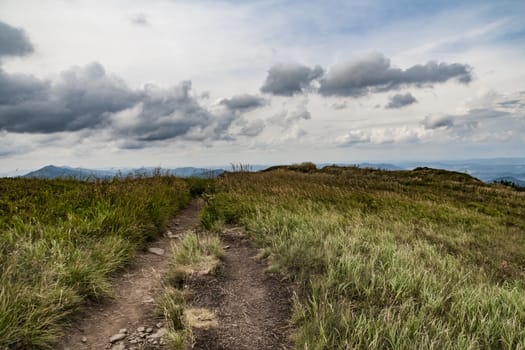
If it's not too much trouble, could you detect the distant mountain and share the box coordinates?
[23,165,114,179]
[22,165,224,180]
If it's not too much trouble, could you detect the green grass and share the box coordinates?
[201,166,525,349]
[159,230,223,348]
[0,176,191,349]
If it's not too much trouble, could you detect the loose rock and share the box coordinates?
[109,333,126,343]
[148,247,165,256]
[150,328,168,339]
[165,230,178,239]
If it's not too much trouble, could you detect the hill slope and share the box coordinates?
[202,165,525,349]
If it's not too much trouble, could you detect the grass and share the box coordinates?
[159,230,223,349]
[201,165,525,349]
[3,165,524,349]
[0,175,191,349]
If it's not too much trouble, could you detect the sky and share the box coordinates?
[1,0,524,172]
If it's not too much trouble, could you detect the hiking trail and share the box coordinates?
[59,199,292,350]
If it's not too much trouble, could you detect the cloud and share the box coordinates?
[331,101,348,110]
[386,92,417,109]
[240,119,265,137]
[0,21,34,57]
[337,126,426,146]
[0,62,140,133]
[0,58,255,146]
[0,68,49,105]
[269,98,311,128]
[318,52,472,97]
[423,108,511,131]
[337,105,515,148]
[260,63,323,96]
[130,13,149,26]
[218,94,268,112]
[113,81,242,143]
[422,115,455,129]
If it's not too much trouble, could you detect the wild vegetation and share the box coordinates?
[2,164,524,349]
[0,176,191,349]
[158,230,223,348]
[202,164,525,349]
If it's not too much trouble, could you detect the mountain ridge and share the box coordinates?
[22,165,225,179]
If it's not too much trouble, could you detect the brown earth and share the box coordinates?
[186,227,293,350]
[59,199,203,350]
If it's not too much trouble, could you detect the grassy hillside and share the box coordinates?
[202,165,525,349]
[0,176,191,349]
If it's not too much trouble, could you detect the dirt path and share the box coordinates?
[187,227,293,350]
[60,199,203,350]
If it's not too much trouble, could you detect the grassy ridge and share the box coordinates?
[202,166,525,349]
[0,176,191,349]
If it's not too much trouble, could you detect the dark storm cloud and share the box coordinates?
[0,62,140,133]
[0,68,48,104]
[0,60,246,144]
[260,53,471,98]
[318,53,472,97]
[120,81,219,142]
[386,92,417,109]
[0,21,33,57]
[260,63,323,96]
[219,94,268,112]
[0,18,258,143]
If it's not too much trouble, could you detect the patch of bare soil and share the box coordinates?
[187,227,293,350]
[59,199,203,350]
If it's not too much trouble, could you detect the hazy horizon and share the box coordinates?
[1,0,524,172]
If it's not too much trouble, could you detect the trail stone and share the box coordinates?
[148,247,165,256]
[137,326,145,332]
[146,327,153,333]
[109,333,126,343]
[119,328,128,334]
[150,327,168,338]
[156,322,163,328]
[166,230,178,239]
[81,336,87,343]
[111,344,125,350]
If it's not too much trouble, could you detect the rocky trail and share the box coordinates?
[187,227,293,350]
[59,199,292,349]
[60,199,203,350]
